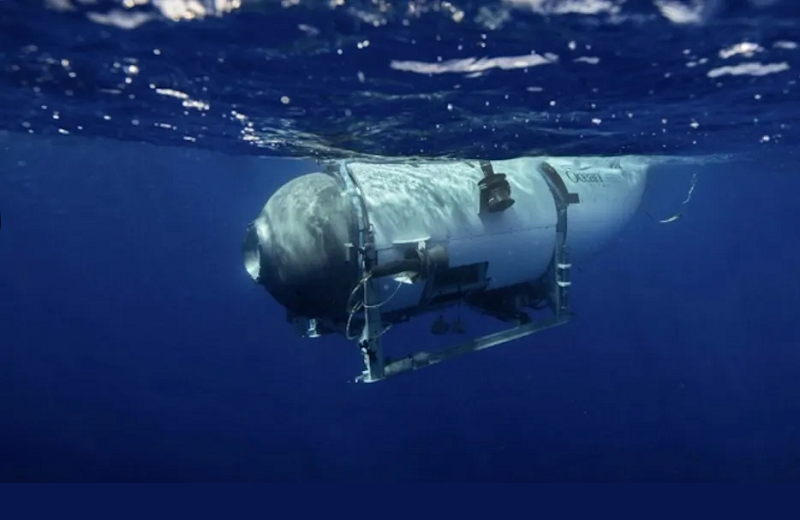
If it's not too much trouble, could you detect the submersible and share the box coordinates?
[242,156,649,383]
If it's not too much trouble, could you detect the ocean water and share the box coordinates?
[1,0,800,482]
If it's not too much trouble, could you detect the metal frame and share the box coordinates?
[350,161,578,384]
[334,161,388,382]
[354,242,572,383]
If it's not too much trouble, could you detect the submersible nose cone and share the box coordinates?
[242,172,357,321]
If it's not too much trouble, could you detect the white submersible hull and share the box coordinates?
[243,156,649,382]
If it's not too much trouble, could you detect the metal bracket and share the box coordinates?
[334,161,387,383]
[357,274,385,383]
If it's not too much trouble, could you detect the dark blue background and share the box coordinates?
[2,133,799,481]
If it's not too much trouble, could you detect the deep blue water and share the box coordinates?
[2,0,800,482]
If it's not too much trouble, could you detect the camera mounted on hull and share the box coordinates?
[478,160,515,215]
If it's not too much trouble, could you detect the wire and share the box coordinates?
[364,279,404,309]
[344,273,405,341]
[645,172,698,225]
[345,302,362,341]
